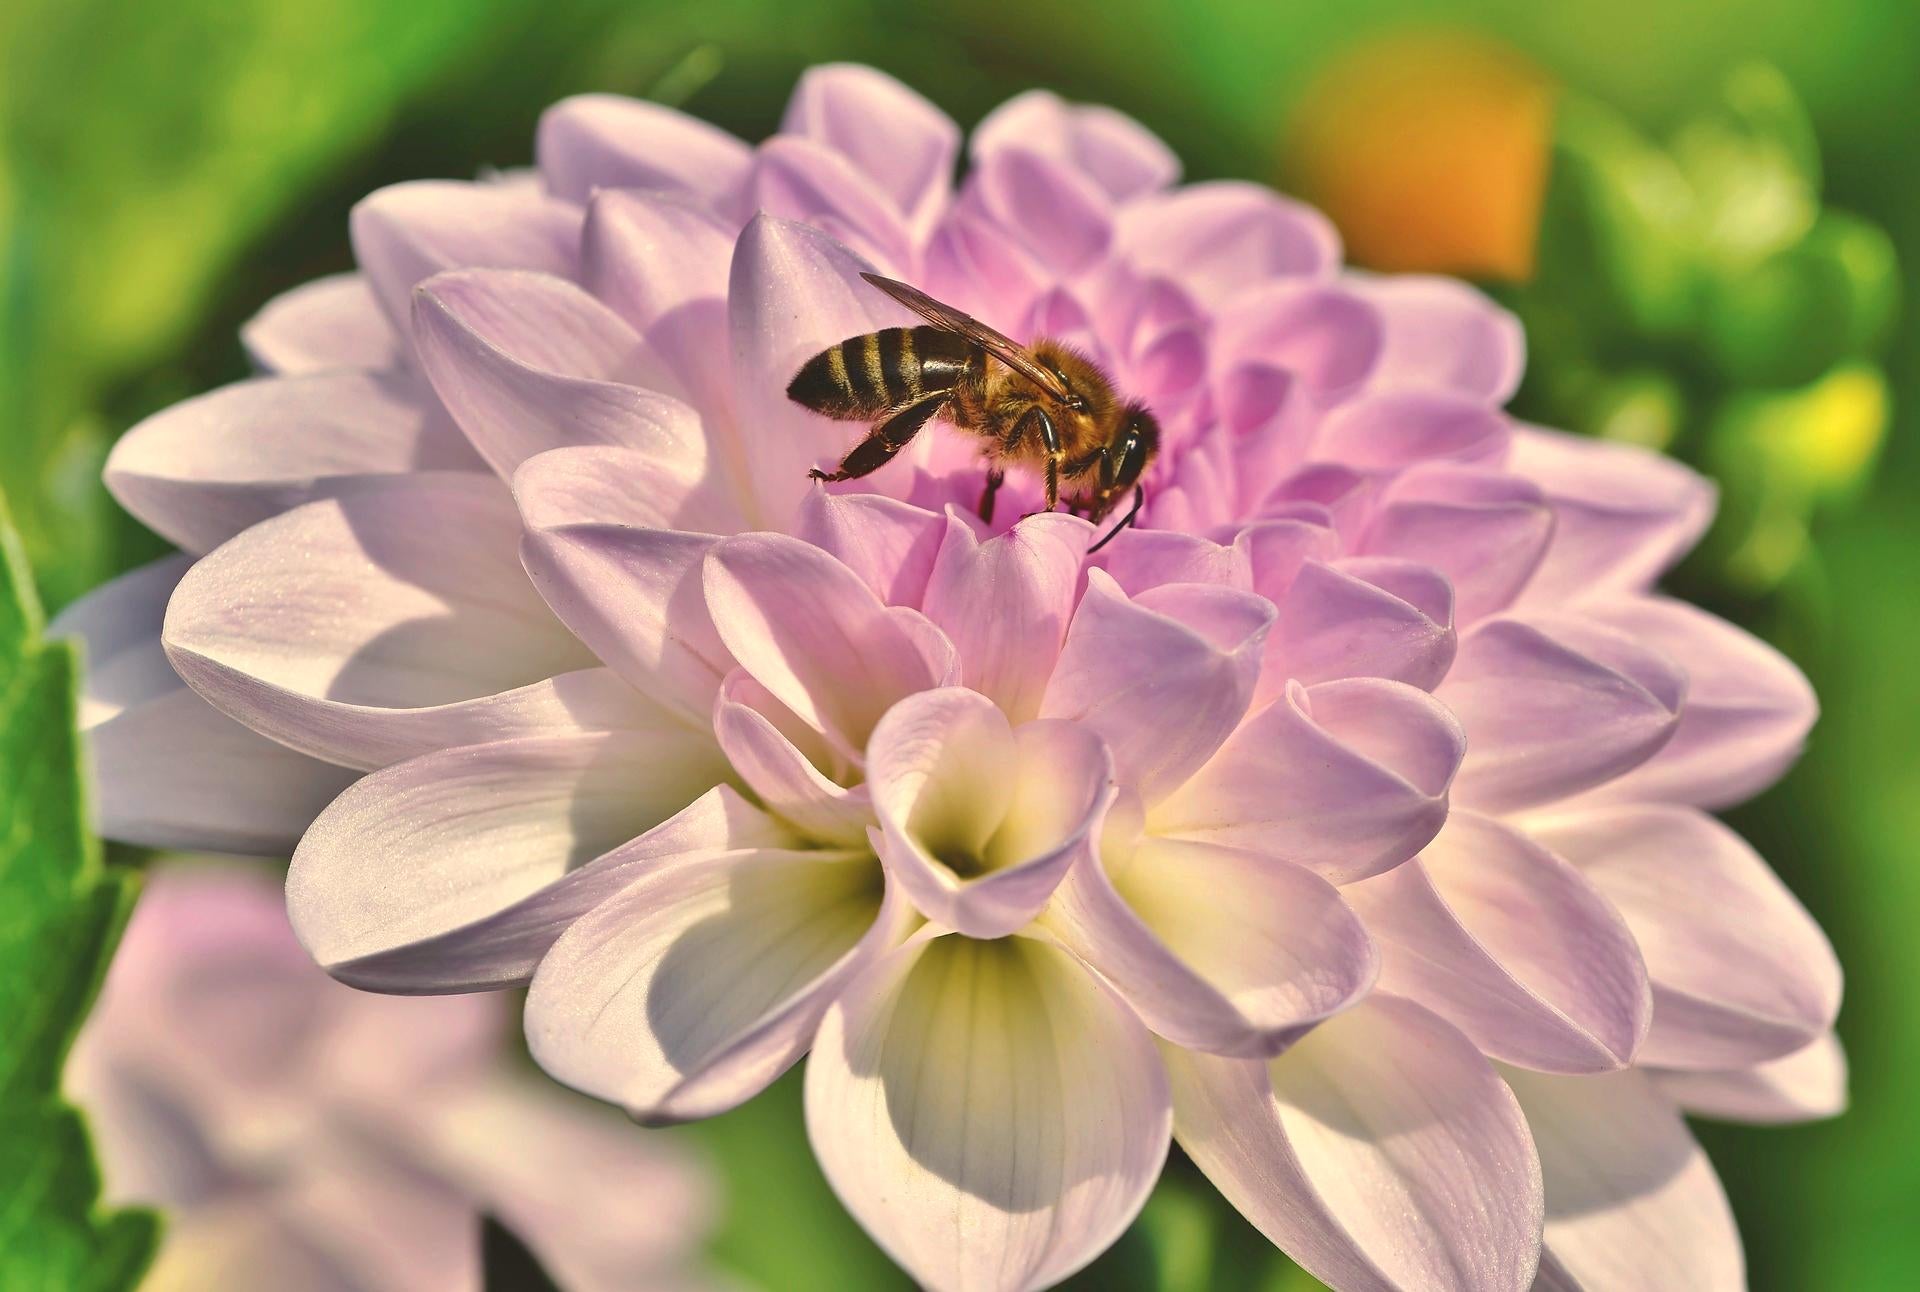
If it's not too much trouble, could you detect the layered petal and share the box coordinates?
[781,64,960,230]
[713,670,869,848]
[1257,556,1456,697]
[240,273,402,375]
[1311,390,1510,472]
[792,488,946,609]
[806,933,1171,1292]
[536,93,751,209]
[1169,995,1543,1292]
[1357,464,1553,625]
[972,90,1179,202]
[1116,182,1339,303]
[1652,1032,1847,1125]
[1350,275,1526,403]
[512,444,743,534]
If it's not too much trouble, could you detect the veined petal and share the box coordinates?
[1116,182,1339,303]
[1651,1032,1847,1125]
[1441,614,1684,814]
[1169,995,1543,1292]
[752,136,913,272]
[527,843,905,1124]
[1527,806,1841,1069]
[1505,1067,1743,1292]
[241,273,403,375]
[1343,812,1650,1073]
[161,476,632,770]
[536,93,752,210]
[1155,677,1464,883]
[1040,570,1273,804]
[714,670,870,848]
[1258,557,1456,699]
[781,64,960,230]
[869,689,1110,938]
[512,444,744,534]
[805,932,1171,1292]
[1093,529,1248,596]
[1045,835,1376,1057]
[792,488,946,609]
[1358,463,1554,625]
[104,371,480,555]
[1311,390,1510,472]
[1350,275,1526,403]
[287,730,730,980]
[971,147,1114,277]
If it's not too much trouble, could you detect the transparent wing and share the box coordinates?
[860,273,1071,403]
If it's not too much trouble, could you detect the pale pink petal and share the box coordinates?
[350,180,580,328]
[1357,464,1554,624]
[1169,995,1543,1292]
[970,147,1115,276]
[1508,427,1715,602]
[161,477,630,770]
[526,842,906,1123]
[1238,515,1345,599]
[972,90,1179,201]
[921,513,1086,723]
[792,488,946,608]
[512,444,744,534]
[1311,390,1510,472]
[1116,183,1340,303]
[868,688,1110,938]
[752,137,913,271]
[1505,1067,1743,1292]
[1575,596,1817,809]
[1350,275,1527,403]
[411,268,708,478]
[703,533,957,757]
[1211,282,1383,398]
[536,94,752,210]
[1528,806,1841,1069]
[1257,557,1456,698]
[1093,528,1247,596]
[50,554,199,727]
[287,731,730,980]
[104,371,480,554]
[1344,812,1650,1073]
[1041,570,1273,804]
[805,932,1171,1292]
[1441,614,1685,814]
[1155,678,1464,883]
[1045,835,1376,1057]
[781,64,960,229]
[713,670,870,848]
[241,273,403,375]
[1652,1032,1847,1124]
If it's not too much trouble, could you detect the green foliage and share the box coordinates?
[0,488,157,1290]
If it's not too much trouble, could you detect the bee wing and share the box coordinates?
[860,273,1072,404]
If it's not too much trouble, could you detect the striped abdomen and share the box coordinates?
[786,326,975,419]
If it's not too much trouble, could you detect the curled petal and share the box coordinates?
[241,273,402,375]
[1116,182,1339,303]
[1041,570,1273,804]
[1351,275,1527,403]
[806,932,1171,1292]
[792,488,946,609]
[752,137,913,271]
[1359,463,1554,624]
[1238,515,1345,601]
[527,844,905,1124]
[1529,805,1841,1069]
[350,179,579,328]
[970,147,1114,277]
[869,688,1110,938]
[1155,677,1464,883]
[973,89,1179,201]
[536,93,751,210]
[1442,614,1684,813]
[1505,1067,1743,1292]
[1312,390,1510,472]
[1652,1032,1847,1125]
[1212,281,1384,398]
[1258,557,1456,698]
[1169,995,1543,1292]
[1045,835,1376,1057]
[1344,812,1650,1073]
[781,63,960,228]
[714,670,870,848]
[1094,528,1247,596]
[105,371,480,555]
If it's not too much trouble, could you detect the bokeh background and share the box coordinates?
[4,1,1916,1288]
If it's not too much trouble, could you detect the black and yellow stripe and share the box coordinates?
[787,325,971,420]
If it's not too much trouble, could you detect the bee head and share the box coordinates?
[1101,403,1161,491]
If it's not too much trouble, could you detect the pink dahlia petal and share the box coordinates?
[161,476,622,769]
[526,840,906,1124]
[513,444,743,533]
[791,488,946,608]
[781,64,960,231]
[1211,281,1383,400]
[1357,463,1554,624]
[1041,571,1273,803]
[1258,556,1456,697]
[703,532,957,757]
[1442,614,1685,813]
[240,272,403,375]
[1169,994,1543,1292]
[411,268,708,478]
[1045,835,1377,1057]
[713,670,870,848]
[1156,677,1464,883]
[1094,528,1247,596]
[1115,182,1340,303]
[1240,514,1346,596]
[1652,1031,1847,1125]
[1350,275,1527,403]
[535,93,752,210]
[968,146,1115,277]
[805,932,1171,1292]
[104,370,480,555]
[1506,1067,1743,1292]
[972,89,1179,202]
[287,730,729,983]
[1311,389,1510,472]
[868,687,1109,938]
[1530,806,1841,1069]
[753,136,914,272]
[1508,426,1716,602]
[1574,595,1818,809]
[350,179,580,328]
[1344,812,1651,1074]
[921,513,1086,723]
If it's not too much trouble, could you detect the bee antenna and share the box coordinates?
[1086,487,1145,554]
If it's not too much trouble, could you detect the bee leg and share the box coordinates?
[809,393,948,483]
[977,467,1006,523]
[1014,405,1062,510]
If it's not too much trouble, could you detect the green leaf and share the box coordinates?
[0,485,159,1289]
[1672,63,1820,269]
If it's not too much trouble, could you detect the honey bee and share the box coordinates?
[787,273,1159,550]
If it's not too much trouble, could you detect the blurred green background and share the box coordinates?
[4,1,1916,1288]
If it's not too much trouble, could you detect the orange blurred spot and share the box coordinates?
[1285,30,1556,281]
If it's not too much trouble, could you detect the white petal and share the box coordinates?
[241,273,403,375]
[1651,1032,1847,1124]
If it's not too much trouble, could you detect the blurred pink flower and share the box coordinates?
[59,64,1840,1292]
[68,862,724,1292]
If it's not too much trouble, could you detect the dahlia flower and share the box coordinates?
[62,63,1841,1291]
[67,861,722,1292]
